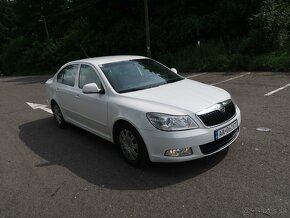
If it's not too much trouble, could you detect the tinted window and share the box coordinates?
[99,59,183,93]
[57,65,78,87]
[79,65,102,89]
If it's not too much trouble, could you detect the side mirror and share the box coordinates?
[171,68,178,74]
[82,83,104,94]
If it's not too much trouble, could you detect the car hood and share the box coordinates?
[122,79,231,114]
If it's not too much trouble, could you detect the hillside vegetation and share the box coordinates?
[0,0,290,75]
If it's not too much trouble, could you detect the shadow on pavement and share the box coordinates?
[19,117,228,190]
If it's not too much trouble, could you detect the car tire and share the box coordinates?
[116,123,149,166]
[52,102,67,128]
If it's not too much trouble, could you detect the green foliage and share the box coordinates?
[0,0,290,75]
[157,41,249,72]
[0,0,15,44]
[1,36,26,75]
[253,42,290,71]
[157,40,290,72]
[252,0,290,48]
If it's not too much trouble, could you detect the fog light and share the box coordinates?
[164,147,193,157]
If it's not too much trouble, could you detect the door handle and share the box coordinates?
[75,94,80,99]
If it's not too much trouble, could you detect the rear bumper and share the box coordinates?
[139,107,241,162]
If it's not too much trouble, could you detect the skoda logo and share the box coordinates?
[217,103,226,113]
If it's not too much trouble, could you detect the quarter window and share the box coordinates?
[57,64,78,87]
[79,65,102,89]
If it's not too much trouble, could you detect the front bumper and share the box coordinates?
[139,107,241,162]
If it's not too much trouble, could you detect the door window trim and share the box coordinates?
[78,63,105,91]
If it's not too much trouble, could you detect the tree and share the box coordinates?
[0,0,15,46]
[253,0,290,47]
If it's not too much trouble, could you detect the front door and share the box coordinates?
[73,64,109,138]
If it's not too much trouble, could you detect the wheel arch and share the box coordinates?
[112,119,142,145]
[50,99,65,117]
[50,99,57,108]
[112,118,150,165]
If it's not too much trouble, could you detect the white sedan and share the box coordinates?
[45,55,241,166]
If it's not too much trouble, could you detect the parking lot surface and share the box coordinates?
[0,72,289,217]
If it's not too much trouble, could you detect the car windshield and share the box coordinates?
[99,59,183,93]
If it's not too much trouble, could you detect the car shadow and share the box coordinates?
[19,118,229,190]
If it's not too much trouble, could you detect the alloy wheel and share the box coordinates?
[119,129,139,160]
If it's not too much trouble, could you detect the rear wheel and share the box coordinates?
[52,102,66,128]
[116,123,149,166]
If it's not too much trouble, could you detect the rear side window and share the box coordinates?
[57,64,78,87]
[79,64,102,89]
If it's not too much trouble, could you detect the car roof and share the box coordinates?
[69,55,147,66]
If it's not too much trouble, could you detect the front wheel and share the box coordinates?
[116,123,149,166]
[52,103,67,128]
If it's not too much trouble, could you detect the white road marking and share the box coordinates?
[186,73,207,78]
[256,127,271,132]
[210,72,251,85]
[264,84,290,96]
[26,102,52,114]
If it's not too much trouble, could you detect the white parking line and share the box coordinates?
[210,72,251,85]
[186,73,207,78]
[26,102,52,114]
[264,84,290,96]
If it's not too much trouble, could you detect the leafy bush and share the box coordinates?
[252,0,290,48]
[157,39,290,73]
[254,52,290,72]
[157,41,233,72]
[0,36,26,75]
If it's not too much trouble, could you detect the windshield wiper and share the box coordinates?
[119,82,166,93]
[119,87,147,93]
[166,77,183,83]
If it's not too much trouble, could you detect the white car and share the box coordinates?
[45,55,241,166]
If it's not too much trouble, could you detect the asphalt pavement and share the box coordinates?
[0,72,289,218]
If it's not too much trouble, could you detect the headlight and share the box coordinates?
[146,113,198,131]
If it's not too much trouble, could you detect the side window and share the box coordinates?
[79,65,102,89]
[63,65,78,87]
[57,71,64,83]
[57,64,78,87]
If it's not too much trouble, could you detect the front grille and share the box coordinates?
[197,100,236,126]
[199,127,239,155]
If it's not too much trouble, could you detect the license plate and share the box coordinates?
[214,120,238,140]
